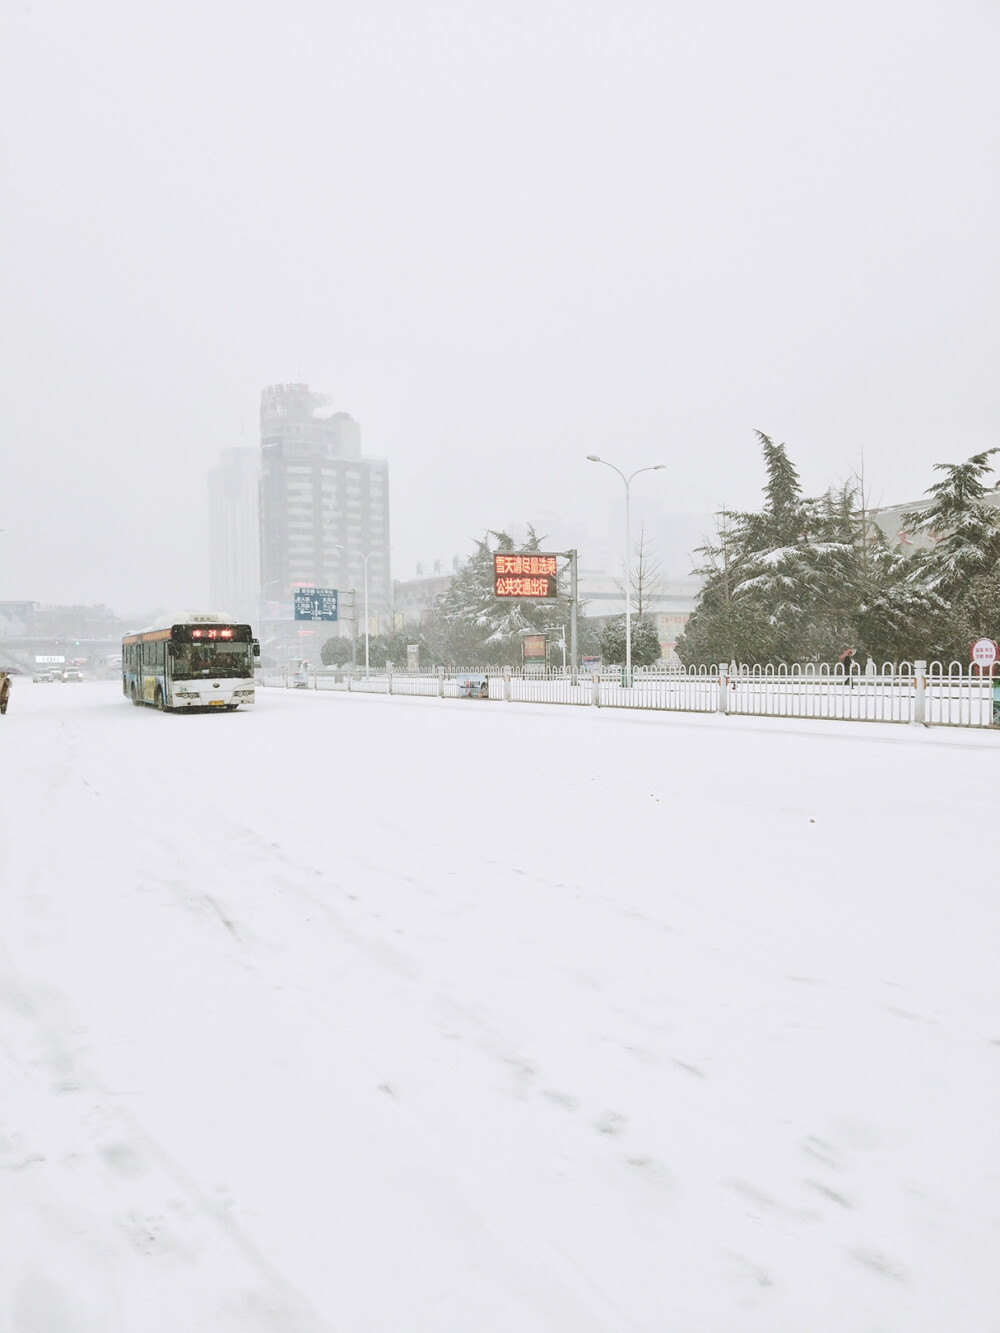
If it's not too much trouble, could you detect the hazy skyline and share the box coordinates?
[2,0,999,613]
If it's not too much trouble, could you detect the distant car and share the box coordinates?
[33,669,55,683]
[61,668,84,682]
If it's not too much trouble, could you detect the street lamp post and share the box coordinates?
[586,456,665,685]
[357,549,376,677]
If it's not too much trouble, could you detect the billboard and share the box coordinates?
[294,588,339,622]
[493,554,558,598]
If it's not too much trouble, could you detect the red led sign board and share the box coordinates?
[495,554,558,576]
[493,553,558,598]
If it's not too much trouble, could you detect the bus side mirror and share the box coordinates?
[253,640,260,657]
[166,643,175,658]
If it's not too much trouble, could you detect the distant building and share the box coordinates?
[257,383,390,656]
[0,601,35,639]
[577,571,703,661]
[208,447,260,625]
[865,489,1000,553]
[394,571,456,628]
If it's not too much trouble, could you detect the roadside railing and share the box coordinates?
[258,661,999,729]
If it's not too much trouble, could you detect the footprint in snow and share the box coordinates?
[594,1110,626,1136]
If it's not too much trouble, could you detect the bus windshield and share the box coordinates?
[171,641,253,680]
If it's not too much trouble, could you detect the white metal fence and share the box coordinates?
[259,661,999,729]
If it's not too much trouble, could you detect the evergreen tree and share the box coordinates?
[678,432,819,664]
[679,439,1000,667]
[320,636,354,666]
[905,450,1000,599]
[852,541,954,663]
[756,429,804,548]
[677,432,940,665]
[598,614,661,667]
[902,450,1000,656]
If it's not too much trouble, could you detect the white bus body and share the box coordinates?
[122,615,259,712]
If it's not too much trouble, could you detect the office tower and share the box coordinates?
[258,383,390,636]
[208,446,260,625]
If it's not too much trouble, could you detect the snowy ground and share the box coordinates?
[0,681,997,1332]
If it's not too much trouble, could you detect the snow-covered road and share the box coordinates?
[1,682,997,1331]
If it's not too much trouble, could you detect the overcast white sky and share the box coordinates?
[2,0,999,614]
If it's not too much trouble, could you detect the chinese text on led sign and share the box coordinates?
[493,554,558,598]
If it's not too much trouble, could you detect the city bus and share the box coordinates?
[122,615,259,711]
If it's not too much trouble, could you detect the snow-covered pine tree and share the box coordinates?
[904,450,1000,597]
[902,450,1000,656]
[679,441,1000,667]
[598,614,661,667]
[696,432,823,663]
[678,434,936,665]
[852,540,954,664]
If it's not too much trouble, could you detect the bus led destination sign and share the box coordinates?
[493,554,558,598]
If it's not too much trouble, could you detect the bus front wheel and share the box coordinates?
[131,684,141,706]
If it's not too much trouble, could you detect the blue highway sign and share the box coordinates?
[294,588,339,622]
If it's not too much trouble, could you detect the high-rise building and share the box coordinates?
[258,383,390,644]
[208,446,260,625]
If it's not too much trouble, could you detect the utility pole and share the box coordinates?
[554,548,579,683]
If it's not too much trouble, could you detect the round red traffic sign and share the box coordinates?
[970,637,999,666]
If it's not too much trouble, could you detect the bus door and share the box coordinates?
[142,642,159,703]
[140,642,151,701]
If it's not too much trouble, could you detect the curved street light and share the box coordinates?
[587,455,666,684]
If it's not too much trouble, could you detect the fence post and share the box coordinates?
[504,667,512,702]
[717,665,729,714]
[592,670,601,707]
[437,667,445,698]
[387,668,394,695]
[347,669,353,692]
[912,659,927,725]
